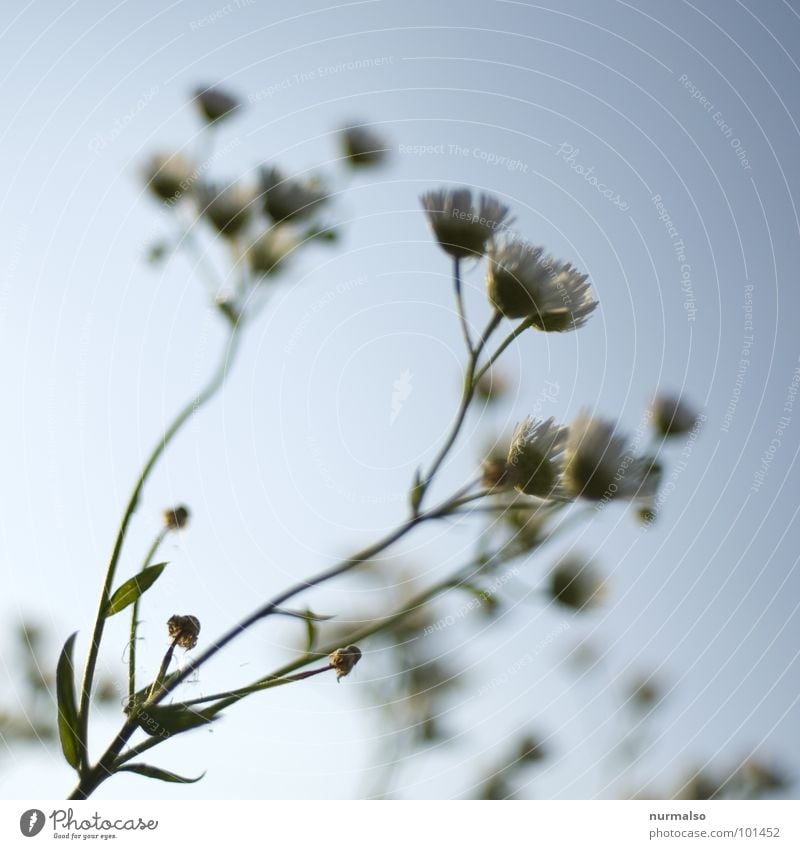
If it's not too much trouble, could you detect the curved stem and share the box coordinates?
[453,257,473,355]
[418,312,502,508]
[128,528,168,703]
[473,317,533,385]
[77,321,242,771]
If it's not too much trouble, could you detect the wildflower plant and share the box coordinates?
[52,86,704,800]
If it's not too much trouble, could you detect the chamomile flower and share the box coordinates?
[421,187,511,259]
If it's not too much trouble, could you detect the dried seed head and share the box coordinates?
[164,505,190,530]
[329,645,362,681]
[167,614,201,650]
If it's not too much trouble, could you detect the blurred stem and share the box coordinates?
[418,311,502,509]
[76,320,242,773]
[128,528,168,703]
[473,316,534,385]
[453,257,473,355]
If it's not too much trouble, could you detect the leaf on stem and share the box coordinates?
[127,702,218,738]
[272,607,334,623]
[105,563,168,617]
[117,763,205,784]
[56,632,81,770]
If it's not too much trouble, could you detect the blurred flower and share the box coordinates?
[630,675,661,710]
[329,645,362,681]
[563,412,657,502]
[197,181,255,238]
[143,151,196,203]
[474,370,508,403]
[515,734,547,764]
[167,615,201,650]
[164,505,190,530]
[549,554,605,611]
[193,85,240,124]
[340,123,389,167]
[421,187,511,259]
[247,225,300,277]
[651,392,701,438]
[486,239,598,330]
[506,417,568,498]
[260,166,327,222]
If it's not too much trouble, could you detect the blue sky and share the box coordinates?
[0,0,798,799]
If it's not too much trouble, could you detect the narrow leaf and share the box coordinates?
[304,615,317,654]
[117,763,205,784]
[129,702,217,738]
[105,563,168,617]
[272,607,334,623]
[56,632,81,770]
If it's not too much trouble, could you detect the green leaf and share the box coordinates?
[304,615,317,654]
[128,702,217,738]
[409,467,425,513]
[56,632,81,770]
[117,763,205,784]
[105,563,167,617]
[273,607,334,623]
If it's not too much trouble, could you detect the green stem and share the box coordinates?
[67,482,480,799]
[77,321,242,772]
[418,312,502,507]
[473,317,533,385]
[128,528,168,703]
[453,257,473,355]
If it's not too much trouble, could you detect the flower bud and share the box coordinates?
[549,555,605,612]
[164,505,190,530]
[339,124,389,168]
[167,615,201,650]
[651,393,701,438]
[193,85,240,124]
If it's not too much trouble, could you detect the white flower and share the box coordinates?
[247,224,300,277]
[260,166,327,222]
[506,416,568,498]
[143,151,196,203]
[563,412,658,502]
[197,181,255,238]
[421,187,511,259]
[486,239,598,330]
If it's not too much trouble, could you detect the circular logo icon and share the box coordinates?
[19,809,45,837]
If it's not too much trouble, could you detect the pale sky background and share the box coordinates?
[0,0,799,800]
